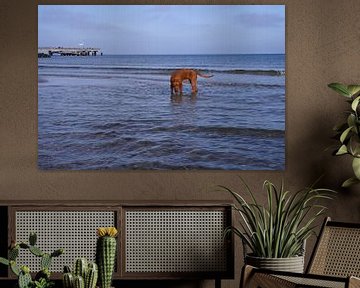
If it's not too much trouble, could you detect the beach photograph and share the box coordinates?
[38,5,285,170]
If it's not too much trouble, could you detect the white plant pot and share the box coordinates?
[245,254,305,273]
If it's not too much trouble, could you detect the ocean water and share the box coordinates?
[38,54,285,170]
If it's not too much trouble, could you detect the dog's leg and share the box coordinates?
[191,77,198,93]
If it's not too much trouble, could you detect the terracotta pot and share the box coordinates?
[245,254,305,273]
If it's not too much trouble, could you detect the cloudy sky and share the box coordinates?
[38,5,285,55]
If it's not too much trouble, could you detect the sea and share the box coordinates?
[38,54,285,170]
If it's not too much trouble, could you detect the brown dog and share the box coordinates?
[170,69,213,95]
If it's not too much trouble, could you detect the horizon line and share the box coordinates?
[44,52,285,56]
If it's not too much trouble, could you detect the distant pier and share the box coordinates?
[38,47,101,57]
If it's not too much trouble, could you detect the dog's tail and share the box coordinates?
[196,71,214,78]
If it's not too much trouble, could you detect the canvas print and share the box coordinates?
[38,5,285,170]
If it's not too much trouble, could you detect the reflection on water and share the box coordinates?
[170,93,198,104]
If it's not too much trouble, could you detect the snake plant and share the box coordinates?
[328,83,360,187]
[222,178,335,258]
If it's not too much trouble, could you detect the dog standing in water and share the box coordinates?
[170,69,213,95]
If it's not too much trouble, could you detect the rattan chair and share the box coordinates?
[241,217,360,288]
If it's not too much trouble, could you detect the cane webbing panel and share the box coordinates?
[309,226,360,277]
[15,211,115,272]
[277,275,345,288]
[125,210,227,273]
[249,273,297,288]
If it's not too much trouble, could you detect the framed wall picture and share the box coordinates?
[38,5,285,170]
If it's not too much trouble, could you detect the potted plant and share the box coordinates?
[62,258,98,288]
[0,232,63,288]
[221,178,334,273]
[328,83,360,187]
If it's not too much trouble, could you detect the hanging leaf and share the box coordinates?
[352,157,360,179]
[342,177,360,188]
[336,145,348,155]
[340,126,353,143]
[328,83,351,97]
[349,135,360,157]
[347,114,356,129]
[351,96,360,111]
[347,85,360,97]
[329,82,360,187]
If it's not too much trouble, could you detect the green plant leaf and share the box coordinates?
[352,157,360,179]
[336,144,348,155]
[340,126,353,143]
[342,177,360,188]
[347,114,356,128]
[347,85,360,97]
[222,178,335,258]
[349,135,360,156]
[352,96,360,111]
[328,83,351,97]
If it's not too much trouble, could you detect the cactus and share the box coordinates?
[19,269,32,288]
[51,248,64,258]
[96,227,118,288]
[18,266,32,288]
[29,232,37,246]
[74,258,88,279]
[62,266,74,288]
[0,232,63,288]
[63,259,98,288]
[63,271,74,288]
[41,253,52,270]
[29,245,44,257]
[9,246,19,260]
[74,275,85,288]
[64,265,72,273]
[10,260,21,276]
[85,263,98,288]
[0,257,9,266]
[19,243,30,249]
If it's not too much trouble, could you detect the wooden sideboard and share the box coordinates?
[0,201,234,288]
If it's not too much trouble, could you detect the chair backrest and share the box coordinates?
[307,217,360,277]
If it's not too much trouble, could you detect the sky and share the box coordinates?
[38,5,285,55]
